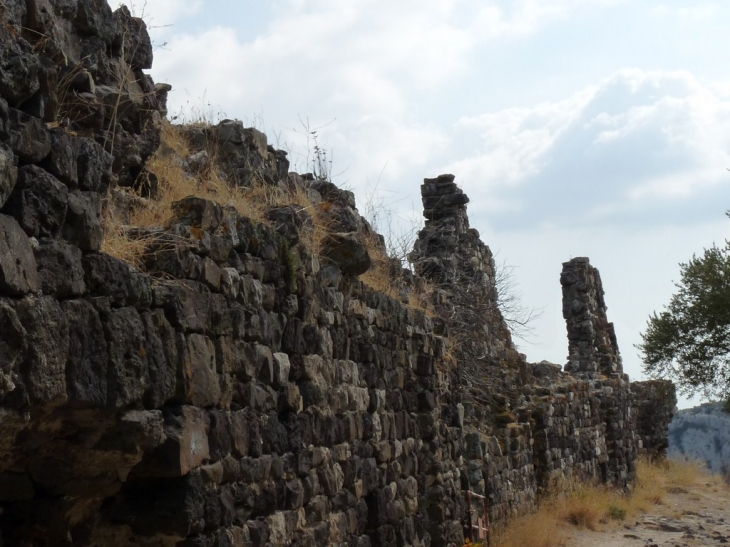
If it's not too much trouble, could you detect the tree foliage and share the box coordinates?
[639,243,730,399]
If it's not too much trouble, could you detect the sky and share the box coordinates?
[122,0,730,408]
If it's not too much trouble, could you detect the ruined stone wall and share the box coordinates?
[0,1,677,546]
[632,380,677,458]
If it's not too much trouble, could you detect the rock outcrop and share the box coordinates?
[0,1,676,546]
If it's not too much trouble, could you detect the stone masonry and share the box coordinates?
[0,1,676,545]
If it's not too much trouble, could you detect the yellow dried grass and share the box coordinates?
[494,457,714,547]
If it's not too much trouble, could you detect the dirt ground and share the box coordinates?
[565,477,730,547]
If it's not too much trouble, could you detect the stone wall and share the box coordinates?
[633,380,678,458]
[0,1,677,546]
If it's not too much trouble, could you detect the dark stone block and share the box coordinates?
[0,214,39,296]
[321,232,371,277]
[15,295,69,404]
[63,299,108,407]
[203,488,222,531]
[41,129,77,187]
[0,142,17,209]
[77,138,112,193]
[6,108,50,164]
[63,190,103,251]
[172,196,223,232]
[103,306,149,409]
[155,281,211,333]
[141,309,178,408]
[417,391,436,411]
[207,409,232,461]
[4,165,67,238]
[262,412,288,455]
[34,238,85,298]
[83,252,151,307]
[246,520,269,547]
[114,5,153,70]
[0,299,27,400]
[179,333,221,408]
[0,29,40,107]
[75,0,120,44]
[265,205,312,245]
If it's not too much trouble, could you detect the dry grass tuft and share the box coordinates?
[102,120,323,260]
[495,505,567,547]
[492,457,715,547]
[556,482,606,531]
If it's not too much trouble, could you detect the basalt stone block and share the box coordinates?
[203,488,222,531]
[15,295,69,404]
[34,238,86,297]
[0,142,17,209]
[130,406,210,478]
[207,409,232,462]
[265,204,312,245]
[103,306,149,409]
[114,5,153,70]
[62,190,103,251]
[148,246,203,281]
[321,232,371,277]
[6,108,51,164]
[105,472,205,537]
[75,0,120,44]
[83,252,152,307]
[141,309,178,408]
[234,381,277,414]
[41,128,77,186]
[77,137,113,193]
[246,519,269,547]
[5,165,68,238]
[154,281,211,333]
[0,30,40,107]
[63,299,108,407]
[0,214,39,296]
[215,337,256,381]
[179,333,221,408]
[262,413,288,455]
[0,300,27,400]
[172,196,223,232]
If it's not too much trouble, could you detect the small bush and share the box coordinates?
[607,505,626,520]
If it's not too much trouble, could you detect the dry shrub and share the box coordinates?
[554,481,606,531]
[493,457,713,547]
[495,505,566,547]
[100,210,148,269]
[663,458,709,488]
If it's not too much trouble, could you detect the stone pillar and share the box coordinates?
[561,257,622,375]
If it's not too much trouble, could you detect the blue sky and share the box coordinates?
[123,0,730,407]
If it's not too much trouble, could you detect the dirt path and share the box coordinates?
[565,479,730,547]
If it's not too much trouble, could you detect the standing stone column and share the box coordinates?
[561,257,622,375]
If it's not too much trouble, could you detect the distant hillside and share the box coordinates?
[669,402,730,474]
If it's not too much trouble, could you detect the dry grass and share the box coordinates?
[102,120,326,262]
[495,505,567,547]
[358,230,436,315]
[102,120,432,313]
[493,457,713,547]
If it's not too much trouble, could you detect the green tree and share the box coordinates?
[639,243,730,399]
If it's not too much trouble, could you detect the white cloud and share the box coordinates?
[652,3,720,22]
[445,69,730,227]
